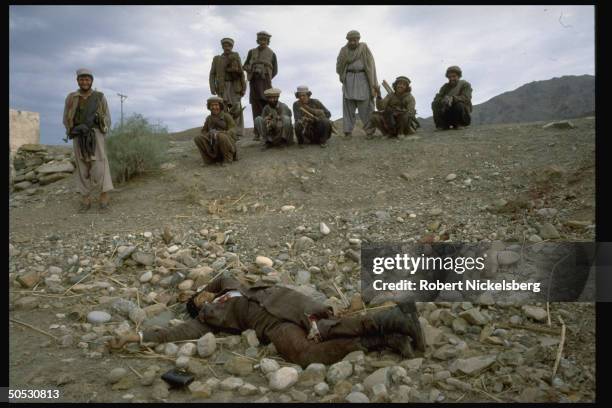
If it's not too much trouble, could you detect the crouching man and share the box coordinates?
[254,88,294,149]
[431,65,473,130]
[193,96,237,166]
[108,275,426,368]
[365,76,418,138]
[293,85,334,148]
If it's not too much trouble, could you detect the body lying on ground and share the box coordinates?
[108,275,426,368]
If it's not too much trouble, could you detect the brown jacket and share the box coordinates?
[198,276,332,331]
[433,80,473,112]
[209,52,246,96]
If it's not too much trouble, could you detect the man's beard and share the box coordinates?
[79,85,92,92]
[269,101,278,107]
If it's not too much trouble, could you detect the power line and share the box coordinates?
[117,93,128,127]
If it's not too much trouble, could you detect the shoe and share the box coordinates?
[359,334,415,358]
[344,132,352,140]
[99,202,109,212]
[78,202,91,213]
[372,302,426,353]
[320,143,327,148]
[397,301,426,353]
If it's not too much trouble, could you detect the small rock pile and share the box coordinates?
[11,144,75,192]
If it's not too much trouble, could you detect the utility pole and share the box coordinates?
[117,93,127,127]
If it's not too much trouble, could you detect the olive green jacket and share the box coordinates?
[376,92,416,116]
[209,52,246,96]
[433,80,473,111]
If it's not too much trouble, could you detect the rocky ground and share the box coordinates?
[9,117,596,402]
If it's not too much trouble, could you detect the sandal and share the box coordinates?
[99,202,109,211]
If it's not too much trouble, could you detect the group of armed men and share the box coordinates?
[61,30,474,368]
[61,29,473,211]
[194,29,474,166]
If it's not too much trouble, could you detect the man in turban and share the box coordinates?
[193,96,237,166]
[336,30,379,139]
[243,31,278,141]
[254,88,294,148]
[209,37,246,140]
[365,76,418,138]
[431,66,473,130]
[293,86,334,148]
[62,68,114,212]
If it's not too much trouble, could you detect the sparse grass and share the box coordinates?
[106,114,169,184]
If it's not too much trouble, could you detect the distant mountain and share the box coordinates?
[418,74,595,129]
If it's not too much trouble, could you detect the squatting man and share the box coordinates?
[108,275,426,368]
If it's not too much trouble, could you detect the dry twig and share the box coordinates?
[10,318,58,340]
[551,316,567,380]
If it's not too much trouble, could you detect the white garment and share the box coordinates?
[213,290,243,303]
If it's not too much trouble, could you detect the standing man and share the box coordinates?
[254,88,294,149]
[63,68,114,212]
[209,37,246,140]
[431,66,473,130]
[365,76,418,138]
[336,30,379,139]
[193,96,237,166]
[243,31,278,141]
[293,85,334,148]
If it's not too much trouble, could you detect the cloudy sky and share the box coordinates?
[9,5,594,144]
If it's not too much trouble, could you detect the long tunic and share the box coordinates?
[336,42,378,99]
[209,52,246,97]
[62,89,114,195]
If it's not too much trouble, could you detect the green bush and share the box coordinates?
[106,114,169,183]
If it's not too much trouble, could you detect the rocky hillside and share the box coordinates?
[9,117,596,403]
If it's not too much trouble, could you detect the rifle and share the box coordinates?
[382,79,394,96]
[380,79,411,114]
[208,129,219,150]
[265,110,281,134]
[299,106,339,136]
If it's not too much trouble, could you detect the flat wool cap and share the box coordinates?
[263,87,281,97]
[220,37,234,46]
[257,31,272,38]
[206,96,225,109]
[446,66,463,77]
[76,68,94,78]
[346,30,360,39]
[294,85,312,98]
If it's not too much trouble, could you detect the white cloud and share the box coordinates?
[9,5,594,144]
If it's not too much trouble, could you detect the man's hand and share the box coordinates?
[107,332,140,350]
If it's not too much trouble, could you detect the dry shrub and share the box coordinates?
[106,114,169,183]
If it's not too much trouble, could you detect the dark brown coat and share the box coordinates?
[198,276,332,331]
